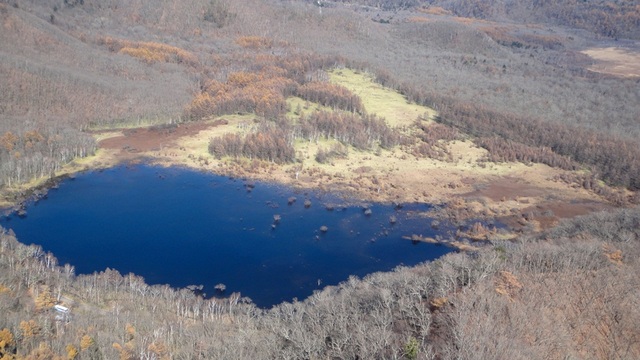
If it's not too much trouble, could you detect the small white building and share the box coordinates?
[54,304,70,314]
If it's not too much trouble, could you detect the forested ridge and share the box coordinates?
[1,0,640,193]
[324,0,640,39]
[1,0,639,358]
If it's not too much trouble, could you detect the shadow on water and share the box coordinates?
[1,164,457,308]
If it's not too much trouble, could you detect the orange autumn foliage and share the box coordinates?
[65,344,78,360]
[79,335,94,351]
[34,285,56,312]
[185,67,295,119]
[100,37,198,66]
[19,320,40,339]
[0,328,15,354]
[235,36,273,49]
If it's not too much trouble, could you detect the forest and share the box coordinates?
[1,201,638,359]
[1,0,639,358]
[326,0,640,39]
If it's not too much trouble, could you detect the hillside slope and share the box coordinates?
[0,0,639,358]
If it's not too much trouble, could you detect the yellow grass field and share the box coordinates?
[329,68,437,126]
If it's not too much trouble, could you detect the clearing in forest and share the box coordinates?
[41,68,609,231]
[582,46,640,78]
[329,68,437,126]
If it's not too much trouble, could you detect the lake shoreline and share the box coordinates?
[1,163,458,307]
[0,159,511,254]
[1,118,612,236]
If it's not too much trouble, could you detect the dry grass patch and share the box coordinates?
[329,68,437,127]
[582,47,640,78]
[67,148,120,169]
[171,115,254,162]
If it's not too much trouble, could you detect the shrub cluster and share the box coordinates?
[315,143,349,164]
[477,136,576,170]
[187,74,295,120]
[413,121,460,160]
[298,111,402,150]
[235,36,274,49]
[208,124,295,164]
[99,37,199,66]
[296,81,364,113]
[435,104,640,190]
[208,109,404,164]
[184,53,357,121]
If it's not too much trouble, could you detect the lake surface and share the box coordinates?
[0,164,453,308]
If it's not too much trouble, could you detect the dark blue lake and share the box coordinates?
[0,164,453,307]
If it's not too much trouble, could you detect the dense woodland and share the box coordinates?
[1,207,639,359]
[1,0,640,358]
[435,104,640,191]
[326,0,640,39]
